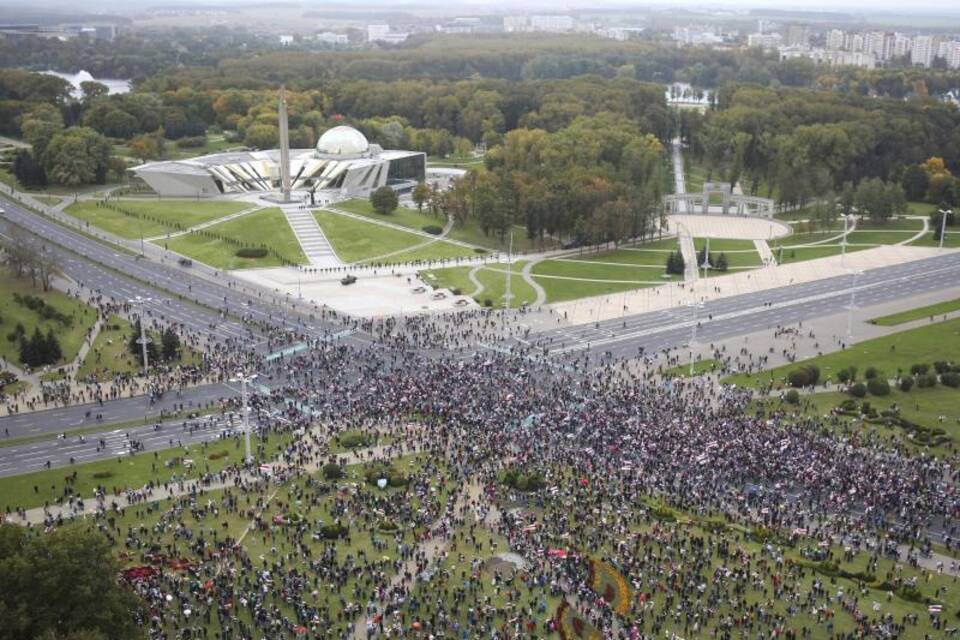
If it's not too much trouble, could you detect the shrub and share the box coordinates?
[473,248,486,254]
[942,372,960,388]
[837,369,852,384]
[917,373,938,388]
[379,519,399,532]
[867,378,891,396]
[176,136,207,148]
[934,361,951,374]
[317,523,348,539]
[839,399,859,412]
[502,468,546,492]
[92,471,113,479]
[787,369,810,388]
[910,363,930,376]
[450,287,462,295]
[849,383,867,398]
[422,225,443,235]
[236,247,268,258]
[784,389,800,404]
[864,366,879,380]
[899,377,915,392]
[338,432,370,449]
[322,463,343,480]
[208,450,230,460]
[805,364,820,385]
[483,298,493,307]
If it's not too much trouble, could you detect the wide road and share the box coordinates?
[526,251,960,359]
[0,411,250,478]
[0,383,237,440]
[0,196,373,347]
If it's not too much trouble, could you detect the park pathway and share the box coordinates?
[754,239,776,266]
[282,205,341,268]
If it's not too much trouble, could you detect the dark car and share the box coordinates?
[340,275,357,286]
[178,258,193,267]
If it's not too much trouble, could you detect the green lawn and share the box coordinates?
[870,298,960,326]
[534,275,654,303]
[77,315,203,381]
[115,132,237,162]
[909,231,960,248]
[0,270,97,368]
[444,220,554,253]
[773,243,872,264]
[314,210,475,264]
[66,199,248,239]
[845,230,916,245]
[421,262,538,308]
[331,198,436,232]
[693,237,762,269]
[160,207,307,269]
[533,258,669,283]
[854,217,924,231]
[724,316,960,389]
[32,195,63,207]
[663,358,720,377]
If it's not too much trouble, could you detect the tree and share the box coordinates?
[370,186,398,215]
[79,80,109,102]
[0,524,144,640]
[43,127,111,186]
[128,134,163,163]
[44,328,62,363]
[161,327,181,362]
[243,123,278,149]
[11,150,46,187]
[901,164,929,201]
[411,182,430,212]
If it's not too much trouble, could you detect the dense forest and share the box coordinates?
[2,29,960,241]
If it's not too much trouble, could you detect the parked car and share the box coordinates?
[340,275,357,286]
[178,258,193,267]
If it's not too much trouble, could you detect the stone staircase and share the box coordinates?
[282,206,340,267]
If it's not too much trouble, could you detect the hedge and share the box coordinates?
[236,247,268,258]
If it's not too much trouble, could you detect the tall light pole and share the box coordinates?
[230,371,258,465]
[846,269,864,344]
[686,300,705,376]
[128,296,152,375]
[938,208,951,252]
[700,236,711,280]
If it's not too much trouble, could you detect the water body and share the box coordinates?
[41,70,131,98]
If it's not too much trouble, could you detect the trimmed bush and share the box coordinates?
[338,432,370,449]
[208,450,230,460]
[934,361,951,374]
[502,468,546,493]
[236,247,268,258]
[899,377,915,392]
[837,369,852,384]
[317,523,348,539]
[787,369,809,388]
[917,373,938,388]
[839,399,859,412]
[422,225,443,235]
[176,136,207,148]
[379,519,399,532]
[910,363,930,376]
[849,382,867,398]
[322,463,343,480]
[92,471,113,479]
[784,389,800,404]
[942,372,960,388]
[864,366,879,380]
[867,378,891,396]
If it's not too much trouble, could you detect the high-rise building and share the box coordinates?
[503,15,528,32]
[893,33,912,58]
[826,29,845,51]
[943,41,960,69]
[848,33,864,52]
[912,35,935,67]
[785,23,811,47]
[747,33,783,50]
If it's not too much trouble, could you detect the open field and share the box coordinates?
[0,271,97,368]
[724,316,960,389]
[330,198,436,232]
[161,207,307,269]
[66,199,248,239]
[870,298,960,326]
[314,210,476,264]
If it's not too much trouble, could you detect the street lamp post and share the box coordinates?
[503,230,514,310]
[846,269,864,344]
[128,296,153,375]
[841,214,849,266]
[230,371,258,465]
[701,237,711,280]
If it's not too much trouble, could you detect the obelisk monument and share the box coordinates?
[278,85,292,202]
